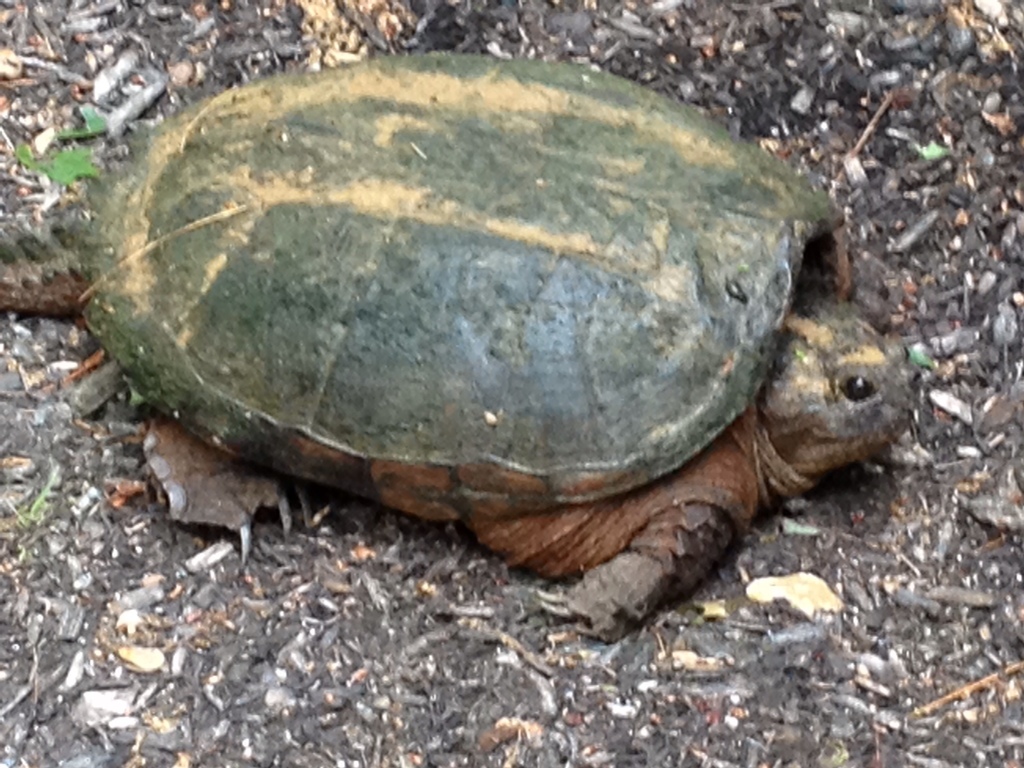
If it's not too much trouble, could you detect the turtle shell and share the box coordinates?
[82,54,832,521]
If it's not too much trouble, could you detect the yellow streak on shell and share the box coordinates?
[110,63,791,318]
[166,65,738,175]
[597,155,647,177]
[174,251,231,348]
[373,114,433,147]
[218,170,605,260]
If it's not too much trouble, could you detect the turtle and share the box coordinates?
[0,53,910,638]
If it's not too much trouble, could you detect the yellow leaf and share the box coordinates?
[746,573,844,617]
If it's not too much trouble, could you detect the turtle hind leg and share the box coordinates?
[143,418,289,562]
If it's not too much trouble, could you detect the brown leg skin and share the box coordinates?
[143,418,289,561]
[0,263,88,316]
[471,412,763,640]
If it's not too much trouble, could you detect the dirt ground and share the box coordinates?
[2,0,1024,765]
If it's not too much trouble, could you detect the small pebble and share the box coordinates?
[974,0,1007,25]
[790,86,815,115]
[265,686,298,716]
[993,303,1019,346]
[982,92,1002,114]
[167,60,195,88]
[72,689,136,728]
[606,700,639,719]
[115,584,167,612]
[976,270,998,296]
[946,23,975,58]
[0,371,21,392]
[826,11,867,36]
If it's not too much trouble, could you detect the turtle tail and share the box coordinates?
[0,222,91,316]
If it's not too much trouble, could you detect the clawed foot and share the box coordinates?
[533,552,678,640]
[535,505,737,641]
[143,419,292,562]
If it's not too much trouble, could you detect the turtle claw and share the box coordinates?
[277,483,293,536]
[295,485,315,528]
[238,519,253,564]
[533,589,576,619]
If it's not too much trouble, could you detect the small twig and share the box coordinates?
[912,659,1024,718]
[846,90,896,161]
[81,204,250,303]
[17,56,91,87]
[459,618,555,678]
[0,642,40,718]
[61,348,106,387]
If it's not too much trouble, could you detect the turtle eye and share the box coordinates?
[841,375,875,402]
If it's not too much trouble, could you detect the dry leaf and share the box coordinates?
[105,478,147,508]
[117,645,166,673]
[0,48,22,80]
[351,543,376,561]
[746,573,844,618]
[696,599,728,619]
[982,111,1015,136]
[478,717,544,751]
[416,580,437,597]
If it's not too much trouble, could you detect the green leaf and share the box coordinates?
[14,143,41,171]
[40,148,99,185]
[916,141,949,161]
[57,107,107,140]
[17,463,60,529]
[908,346,936,370]
[16,142,99,184]
[128,385,148,408]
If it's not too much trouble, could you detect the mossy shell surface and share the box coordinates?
[82,53,831,520]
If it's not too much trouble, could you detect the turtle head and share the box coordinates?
[756,305,911,498]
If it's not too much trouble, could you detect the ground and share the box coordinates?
[2,1,1024,766]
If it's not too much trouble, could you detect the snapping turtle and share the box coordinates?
[1,54,908,637]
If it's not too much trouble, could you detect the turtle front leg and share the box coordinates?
[563,495,739,639]
[470,414,762,640]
